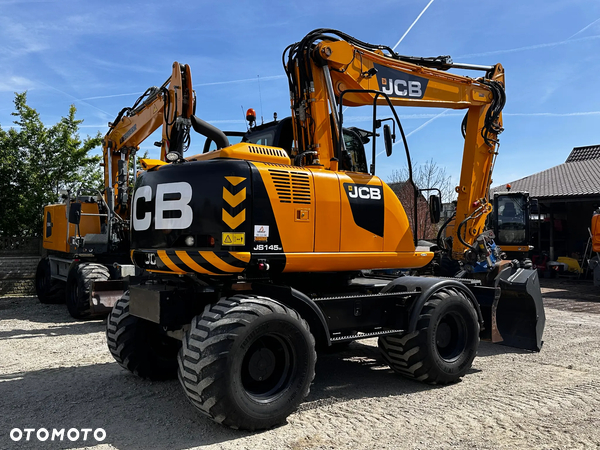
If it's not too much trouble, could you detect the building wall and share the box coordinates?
[0,237,41,296]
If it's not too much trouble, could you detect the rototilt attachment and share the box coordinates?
[475,263,545,352]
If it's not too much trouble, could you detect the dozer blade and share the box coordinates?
[493,265,545,351]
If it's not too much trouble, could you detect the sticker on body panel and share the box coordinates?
[222,232,245,246]
[374,63,429,99]
[254,225,270,242]
[343,183,384,237]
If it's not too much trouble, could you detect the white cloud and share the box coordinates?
[0,76,36,92]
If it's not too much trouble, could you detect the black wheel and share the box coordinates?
[178,295,316,431]
[378,287,479,384]
[107,292,180,381]
[66,263,109,319]
[35,257,65,304]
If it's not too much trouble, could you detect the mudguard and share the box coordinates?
[382,266,545,352]
[381,276,485,332]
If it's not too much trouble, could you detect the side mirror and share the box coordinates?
[429,195,441,223]
[383,124,393,157]
[68,203,81,225]
[529,198,539,214]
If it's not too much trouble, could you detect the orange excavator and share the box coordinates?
[98,29,544,431]
[35,63,195,318]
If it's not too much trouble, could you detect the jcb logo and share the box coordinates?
[145,253,157,266]
[374,63,428,100]
[132,182,193,231]
[381,78,423,98]
[345,184,382,200]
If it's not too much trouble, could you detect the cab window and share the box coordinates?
[497,196,526,244]
[341,128,368,173]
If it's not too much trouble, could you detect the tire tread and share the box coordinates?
[178,295,316,430]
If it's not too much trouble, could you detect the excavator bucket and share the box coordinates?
[494,265,545,351]
[474,264,545,351]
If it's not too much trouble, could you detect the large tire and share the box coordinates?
[178,295,316,431]
[378,287,479,384]
[106,292,180,380]
[66,263,109,319]
[35,257,65,304]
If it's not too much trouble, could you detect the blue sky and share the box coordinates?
[1,0,599,188]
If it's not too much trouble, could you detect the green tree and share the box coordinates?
[0,92,102,237]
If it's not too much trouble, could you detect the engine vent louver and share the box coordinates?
[249,146,287,158]
[268,169,312,204]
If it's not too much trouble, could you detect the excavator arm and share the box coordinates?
[102,62,195,216]
[284,29,506,262]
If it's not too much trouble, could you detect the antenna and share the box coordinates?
[241,105,249,131]
[257,75,264,125]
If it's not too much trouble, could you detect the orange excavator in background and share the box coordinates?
[35,62,196,318]
[102,29,546,431]
[592,210,600,254]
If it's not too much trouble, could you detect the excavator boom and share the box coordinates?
[284,30,505,258]
[102,62,194,216]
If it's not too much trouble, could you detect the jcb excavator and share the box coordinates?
[35,62,196,318]
[105,29,545,431]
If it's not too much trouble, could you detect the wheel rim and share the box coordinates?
[241,333,294,402]
[435,311,468,362]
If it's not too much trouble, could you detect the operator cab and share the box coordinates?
[200,115,369,174]
[491,191,533,247]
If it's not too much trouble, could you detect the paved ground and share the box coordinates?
[0,278,599,449]
[540,277,600,313]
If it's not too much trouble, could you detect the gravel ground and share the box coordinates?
[1,278,599,450]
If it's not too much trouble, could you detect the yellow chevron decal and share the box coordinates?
[203,252,244,273]
[157,250,187,274]
[222,209,246,229]
[230,252,251,263]
[223,186,246,207]
[175,251,218,275]
[225,176,246,186]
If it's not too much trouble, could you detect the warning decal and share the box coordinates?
[254,225,269,242]
[222,232,245,246]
